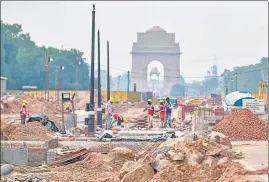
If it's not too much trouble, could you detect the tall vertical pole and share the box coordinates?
[97,29,102,128]
[107,41,110,101]
[127,71,130,92]
[88,4,96,136]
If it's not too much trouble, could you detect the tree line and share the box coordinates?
[170,57,268,97]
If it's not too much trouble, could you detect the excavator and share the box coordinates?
[259,80,268,100]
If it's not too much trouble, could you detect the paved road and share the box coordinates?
[232,141,268,181]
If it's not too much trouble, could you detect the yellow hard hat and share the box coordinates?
[148,99,152,102]
[22,103,26,106]
[123,118,127,123]
[110,97,114,103]
[22,100,28,104]
[160,100,164,103]
[65,104,70,109]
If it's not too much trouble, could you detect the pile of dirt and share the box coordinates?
[1,94,62,115]
[1,122,54,141]
[44,155,120,182]
[150,162,268,182]
[212,109,268,141]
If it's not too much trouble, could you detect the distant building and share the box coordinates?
[1,77,8,95]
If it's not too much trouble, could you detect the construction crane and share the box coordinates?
[259,80,268,100]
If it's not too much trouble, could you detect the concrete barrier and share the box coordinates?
[1,140,58,167]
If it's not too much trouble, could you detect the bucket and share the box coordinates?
[112,128,118,134]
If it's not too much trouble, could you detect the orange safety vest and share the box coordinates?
[113,113,122,120]
[20,107,27,118]
[147,104,154,115]
[159,105,165,118]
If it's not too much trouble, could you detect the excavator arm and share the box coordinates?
[259,80,268,100]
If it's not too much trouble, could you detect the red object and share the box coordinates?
[147,104,154,115]
[158,105,165,118]
[113,113,122,120]
[20,107,28,118]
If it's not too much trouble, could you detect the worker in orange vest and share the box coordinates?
[143,99,154,129]
[112,113,127,127]
[20,102,29,125]
[156,100,166,128]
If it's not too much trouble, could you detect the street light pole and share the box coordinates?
[44,51,53,101]
[107,41,110,101]
[88,4,96,136]
[56,66,64,105]
[97,29,102,128]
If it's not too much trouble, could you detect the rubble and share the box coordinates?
[104,147,135,166]
[5,175,47,182]
[212,109,268,141]
[121,163,154,182]
[1,122,54,141]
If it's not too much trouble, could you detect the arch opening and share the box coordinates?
[147,60,164,96]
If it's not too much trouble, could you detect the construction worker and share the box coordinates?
[65,104,73,114]
[20,102,29,125]
[143,99,154,129]
[156,100,166,128]
[113,113,127,127]
[105,97,114,129]
[165,97,173,128]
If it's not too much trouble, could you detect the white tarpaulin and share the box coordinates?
[242,99,265,114]
[224,91,254,106]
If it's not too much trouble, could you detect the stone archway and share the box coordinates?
[130,26,182,95]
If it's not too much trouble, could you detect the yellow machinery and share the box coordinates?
[259,80,268,100]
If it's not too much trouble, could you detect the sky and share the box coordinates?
[1,1,268,82]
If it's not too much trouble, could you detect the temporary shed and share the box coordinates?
[224,91,255,107]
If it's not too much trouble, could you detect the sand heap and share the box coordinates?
[1,122,54,141]
[212,109,268,141]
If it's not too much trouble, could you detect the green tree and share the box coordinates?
[1,21,90,90]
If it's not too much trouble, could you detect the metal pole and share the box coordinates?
[56,68,60,105]
[88,4,96,136]
[107,41,110,101]
[127,71,130,92]
[97,29,102,128]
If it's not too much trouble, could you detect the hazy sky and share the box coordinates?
[1,1,268,82]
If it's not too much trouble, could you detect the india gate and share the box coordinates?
[130,26,182,95]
